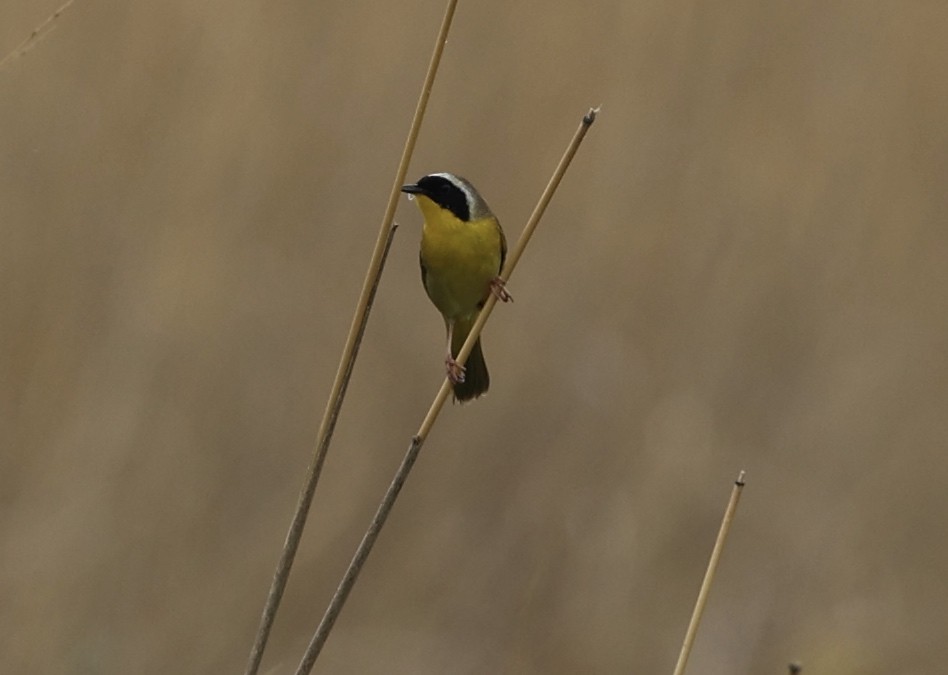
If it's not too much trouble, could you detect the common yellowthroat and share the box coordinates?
[401,173,511,401]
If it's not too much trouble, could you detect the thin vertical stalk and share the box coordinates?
[244,2,460,673]
[672,470,747,675]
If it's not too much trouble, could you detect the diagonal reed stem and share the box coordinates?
[293,107,599,675]
[243,2,460,673]
[672,470,747,675]
[0,0,77,72]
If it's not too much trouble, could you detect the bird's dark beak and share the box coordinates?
[400,183,423,195]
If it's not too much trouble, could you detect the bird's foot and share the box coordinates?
[445,355,466,384]
[490,276,513,303]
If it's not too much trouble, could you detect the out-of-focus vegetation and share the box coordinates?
[3,2,947,673]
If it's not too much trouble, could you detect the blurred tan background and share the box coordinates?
[3,1,947,673]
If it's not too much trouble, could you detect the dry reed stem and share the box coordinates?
[0,0,77,72]
[243,2,460,673]
[672,470,747,675]
[293,108,599,675]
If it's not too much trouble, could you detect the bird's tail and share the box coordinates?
[451,315,490,402]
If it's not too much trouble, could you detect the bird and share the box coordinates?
[401,172,511,401]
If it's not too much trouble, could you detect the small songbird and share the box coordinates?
[401,173,511,401]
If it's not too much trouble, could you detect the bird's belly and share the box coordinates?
[421,223,500,319]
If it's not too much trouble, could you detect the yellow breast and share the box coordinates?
[417,197,503,319]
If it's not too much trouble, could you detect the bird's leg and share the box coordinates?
[444,320,465,384]
[490,276,513,303]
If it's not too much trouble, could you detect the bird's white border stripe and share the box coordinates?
[431,172,476,215]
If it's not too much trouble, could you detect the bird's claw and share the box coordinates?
[445,356,466,384]
[490,276,513,303]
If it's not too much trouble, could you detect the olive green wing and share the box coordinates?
[497,220,507,274]
[419,250,429,292]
